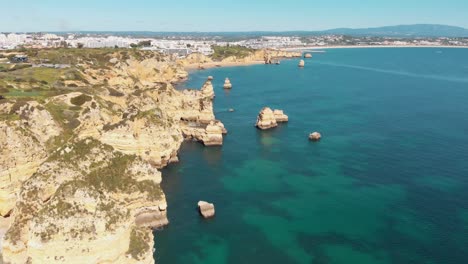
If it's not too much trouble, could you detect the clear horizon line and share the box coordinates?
[2,23,468,34]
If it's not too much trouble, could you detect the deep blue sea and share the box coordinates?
[154,48,468,264]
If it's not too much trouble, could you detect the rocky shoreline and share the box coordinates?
[180,49,301,70]
[0,48,227,263]
[0,48,300,264]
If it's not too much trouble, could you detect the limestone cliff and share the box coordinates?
[0,102,62,217]
[0,48,224,263]
[222,49,302,64]
[179,48,301,67]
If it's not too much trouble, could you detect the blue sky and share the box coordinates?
[1,0,468,32]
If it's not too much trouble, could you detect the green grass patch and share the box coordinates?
[211,45,255,60]
[127,227,151,260]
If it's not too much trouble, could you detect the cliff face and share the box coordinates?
[179,49,302,67]
[222,49,302,63]
[0,102,62,217]
[0,49,224,263]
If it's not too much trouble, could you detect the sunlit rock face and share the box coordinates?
[0,49,224,263]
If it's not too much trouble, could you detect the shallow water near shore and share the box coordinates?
[155,48,468,264]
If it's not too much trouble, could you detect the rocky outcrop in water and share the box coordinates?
[197,201,215,218]
[304,53,313,58]
[256,107,278,130]
[223,78,232,89]
[201,76,215,99]
[273,109,289,122]
[256,107,289,130]
[298,60,305,67]
[309,132,322,141]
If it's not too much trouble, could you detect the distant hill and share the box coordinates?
[321,24,468,37]
[47,24,468,38]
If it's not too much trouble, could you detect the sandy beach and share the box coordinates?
[184,60,265,71]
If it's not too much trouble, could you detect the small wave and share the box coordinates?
[314,61,468,83]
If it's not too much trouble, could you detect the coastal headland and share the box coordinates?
[0,47,300,263]
[180,48,302,70]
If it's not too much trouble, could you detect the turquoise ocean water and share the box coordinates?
[154,48,468,264]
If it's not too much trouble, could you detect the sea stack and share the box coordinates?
[256,107,278,130]
[201,76,215,98]
[309,132,322,141]
[203,121,225,146]
[256,107,289,130]
[223,78,232,89]
[298,60,305,68]
[264,53,272,64]
[273,109,289,122]
[198,201,215,218]
[304,53,313,58]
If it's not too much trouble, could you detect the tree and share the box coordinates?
[130,43,138,49]
[186,43,192,48]
[137,40,151,47]
[77,43,84,49]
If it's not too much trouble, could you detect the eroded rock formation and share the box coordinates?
[197,201,215,218]
[223,78,232,89]
[0,49,225,263]
[273,109,289,122]
[309,132,322,141]
[298,60,305,67]
[256,107,278,130]
[256,107,289,130]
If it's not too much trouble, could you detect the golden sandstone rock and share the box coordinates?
[298,59,305,67]
[309,132,322,141]
[256,107,289,130]
[0,49,225,264]
[223,78,232,89]
[256,107,278,130]
[273,109,289,122]
[197,201,215,218]
[0,48,304,264]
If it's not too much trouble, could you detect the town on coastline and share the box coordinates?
[0,33,309,262]
[1,32,468,57]
[1,29,467,264]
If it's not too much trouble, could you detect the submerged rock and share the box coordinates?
[309,132,322,141]
[223,78,232,89]
[198,201,215,218]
